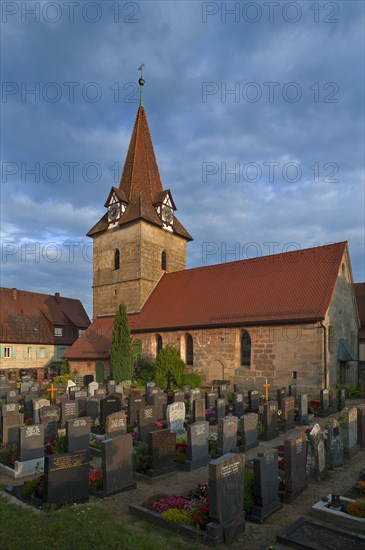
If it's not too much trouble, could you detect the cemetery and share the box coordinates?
[0,366,364,549]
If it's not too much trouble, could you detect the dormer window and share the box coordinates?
[105,188,128,227]
[55,327,63,337]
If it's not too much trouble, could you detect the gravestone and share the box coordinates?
[147,429,176,476]
[29,386,39,398]
[357,404,365,447]
[94,388,107,399]
[20,382,31,394]
[145,382,156,404]
[66,417,91,453]
[206,391,216,410]
[340,407,358,457]
[147,387,161,406]
[239,413,259,451]
[337,388,346,412]
[105,411,127,438]
[277,388,286,410]
[248,390,259,413]
[166,402,185,435]
[69,386,81,400]
[186,421,210,469]
[218,384,228,403]
[107,380,116,394]
[296,394,309,426]
[182,384,191,398]
[137,406,157,442]
[262,401,279,440]
[234,383,244,394]
[24,395,33,415]
[114,384,124,394]
[75,396,87,415]
[152,393,167,420]
[100,394,121,429]
[32,398,50,423]
[325,418,344,468]
[1,412,24,444]
[308,423,326,479]
[61,401,79,428]
[2,403,20,416]
[208,453,245,544]
[173,390,184,403]
[329,386,337,414]
[232,393,244,418]
[288,385,297,398]
[280,396,295,431]
[86,398,99,420]
[189,388,201,411]
[283,430,307,502]
[217,416,238,456]
[44,451,89,505]
[18,424,45,461]
[215,398,226,422]
[6,389,18,404]
[101,433,136,495]
[40,405,60,443]
[193,398,206,423]
[249,448,282,522]
[128,392,144,425]
[319,389,330,417]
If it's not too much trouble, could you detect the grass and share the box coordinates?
[0,493,193,550]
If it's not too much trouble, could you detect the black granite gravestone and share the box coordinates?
[105,411,127,438]
[101,433,136,495]
[249,448,282,522]
[137,406,157,442]
[248,390,259,413]
[1,412,24,444]
[61,401,79,428]
[239,413,259,451]
[147,429,176,476]
[262,401,279,440]
[283,430,307,502]
[193,398,206,423]
[45,451,89,505]
[66,417,91,453]
[217,416,238,456]
[100,394,121,429]
[232,393,244,418]
[18,424,44,461]
[186,421,210,469]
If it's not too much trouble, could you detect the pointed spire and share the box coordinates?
[138,63,145,107]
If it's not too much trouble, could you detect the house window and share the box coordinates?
[161,251,167,271]
[54,327,63,337]
[186,333,193,366]
[4,347,12,358]
[26,347,31,358]
[78,329,85,337]
[114,249,120,270]
[156,334,163,357]
[56,347,66,359]
[39,347,46,359]
[241,330,251,367]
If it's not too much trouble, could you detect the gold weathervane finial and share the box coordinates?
[138,63,145,106]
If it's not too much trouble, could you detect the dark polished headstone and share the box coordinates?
[128,392,144,425]
[18,424,44,461]
[248,390,259,413]
[337,388,346,412]
[152,393,167,420]
[296,394,309,426]
[101,433,136,495]
[40,405,60,443]
[217,416,238,456]
[318,389,330,417]
[45,451,89,505]
[215,398,226,422]
[280,396,295,431]
[262,401,279,441]
[86,398,99,420]
[239,413,259,451]
[1,412,24,444]
[249,448,282,522]
[232,393,244,418]
[67,417,91,453]
[105,411,127,438]
[193,398,206,423]
[100,394,121,429]
[61,401,79,428]
[137,406,157,442]
[147,429,176,476]
[206,391,216,410]
[186,421,210,469]
[283,430,307,502]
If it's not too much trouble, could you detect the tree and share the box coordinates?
[110,303,133,382]
[155,344,186,389]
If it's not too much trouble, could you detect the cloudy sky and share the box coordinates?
[1,0,364,319]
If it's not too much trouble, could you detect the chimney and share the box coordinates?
[12,288,17,300]
[55,292,60,303]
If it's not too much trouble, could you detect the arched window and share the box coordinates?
[161,251,167,271]
[114,249,120,270]
[241,330,251,367]
[186,333,193,366]
[156,334,163,357]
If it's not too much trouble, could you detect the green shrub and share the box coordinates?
[335,384,362,398]
[160,508,194,525]
[22,478,39,498]
[133,442,151,474]
[53,373,76,384]
[134,357,156,386]
[181,372,202,389]
[155,345,186,389]
[60,363,70,375]
[244,469,254,513]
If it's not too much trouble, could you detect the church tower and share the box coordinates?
[87,76,192,318]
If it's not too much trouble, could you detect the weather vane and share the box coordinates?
[138,63,145,106]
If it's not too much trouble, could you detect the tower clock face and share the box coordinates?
[162,205,173,224]
[108,203,119,221]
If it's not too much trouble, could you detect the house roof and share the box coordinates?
[0,288,90,345]
[354,282,365,338]
[64,241,348,359]
[87,106,192,241]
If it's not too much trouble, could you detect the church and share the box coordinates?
[64,80,360,394]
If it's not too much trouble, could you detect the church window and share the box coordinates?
[186,333,193,366]
[114,249,120,270]
[156,334,163,357]
[240,330,251,367]
[161,251,167,271]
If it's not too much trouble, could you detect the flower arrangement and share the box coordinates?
[156,421,166,429]
[191,482,208,499]
[88,468,102,490]
[351,481,365,496]
[175,441,187,464]
[89,434,103,449]
[346,499,365,518]
[153,495,190,514]
[0,444,19,467]
[308,400,320,414]
[208,433,218,456]
[152,487,211,529]
[24,417,34,425]
[45,435,67,455]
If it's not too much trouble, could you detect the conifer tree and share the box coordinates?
[110,303,133,382]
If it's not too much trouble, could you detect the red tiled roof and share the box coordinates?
[354,282,365,337]
[64,242,347,359]
[0,288,90,345]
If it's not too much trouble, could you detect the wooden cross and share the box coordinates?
[263,378,270,403]
[47,383,58,402]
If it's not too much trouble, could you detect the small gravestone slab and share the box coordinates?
[232,393,244,418]
[288,385,297,398]
[248,390,260,413]
[166,402,185,435]
[337,388,346,411]
[217,416,238,456]
[277,388,286,410]
[283,430,307,502]
[234,383,244,394]
[319,389,330,417]
[6,389,18,404]
[100,394,121,429]
[262,401,279,440]
[147,429,176,476]
[2,403,20,416]
[189,388,201,411]
[69,386,81,400]
[218,384,228,403]
[152,393,167,420]
[325,418,344,468]
[308,423,326,479]
[340,407,358,457]
[239,413,259,451]
[208,453,245,544]
[86,398,99,420]
[75,396,87,415]
[1,412,24,444]
[215,398,226,422]
[101,433,136,495]
[137,406,157,442]
[280,396,295,431]
[105,411,127,438]
[18,424,45,461]
[44,451,89,505]
[145,382,156,404]
[296,395,309,426]
[128,392,144,425]
[61,401,79,428]
[193,398,206,423]
[357,404,365,447]
[32,398,50,423]
[107,380,116,394]
[66,417,91,453]
[94,388,107,399]
[24,395,33,415]
[206,391,216,410]
[249,448,282,522]
[186,421,210,469]
[173,390,184,403]
[40,405,60,443]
